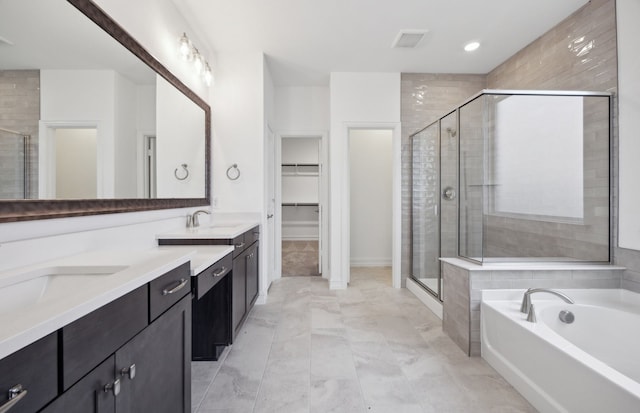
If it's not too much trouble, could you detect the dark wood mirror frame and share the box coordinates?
[0,0,211,223]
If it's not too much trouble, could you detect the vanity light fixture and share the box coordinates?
[464,41,481,52]
[177,32,213,86]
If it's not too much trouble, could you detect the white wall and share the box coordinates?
[329,72,401,289]
[0,0,212,266]
[617,0,640,250]
[275,87,329,131]
[349,129,393,266]
[211,52,264,212]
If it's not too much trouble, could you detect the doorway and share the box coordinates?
[349,129,393,283]
[280,136,323,277]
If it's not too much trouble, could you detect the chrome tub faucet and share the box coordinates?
[520,288,575,323]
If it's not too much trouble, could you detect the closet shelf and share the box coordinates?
[282,163,320,177]
[282,202,319,207]
[281,163,319,167]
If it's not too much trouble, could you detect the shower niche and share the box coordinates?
[411,90,612,300]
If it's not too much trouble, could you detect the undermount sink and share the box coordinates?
[0,265,128,315]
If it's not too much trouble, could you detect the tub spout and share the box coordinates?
[520,288,575,315]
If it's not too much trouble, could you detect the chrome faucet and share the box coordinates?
[520,288,574,323]
[187,209,210,228]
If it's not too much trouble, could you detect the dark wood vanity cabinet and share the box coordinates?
[231,229,259,340]
[158,226,260,344]
[34,262,192,413]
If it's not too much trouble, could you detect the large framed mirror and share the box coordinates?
[0,0,210,222]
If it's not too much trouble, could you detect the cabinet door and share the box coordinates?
[115,295,191,413]
[245,243,259,309]
[41,356,115,413]
[231,253,247,340]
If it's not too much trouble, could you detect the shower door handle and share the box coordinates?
[434,205,438,216]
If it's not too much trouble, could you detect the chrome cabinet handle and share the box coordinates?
[162,278,188,295]
[0,384,27,413]
[213,267,226,277]
[104,379,120,396]
[121,364,136,380]
[235,242,245,249]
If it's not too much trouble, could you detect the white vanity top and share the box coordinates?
[0,248,192,360]
[156,221,259,240]
[158,245,234,275]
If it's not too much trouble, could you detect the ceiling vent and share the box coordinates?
[392,30,428,48]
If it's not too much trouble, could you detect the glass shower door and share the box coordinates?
[411,122,441,297]
[439,111,458,301]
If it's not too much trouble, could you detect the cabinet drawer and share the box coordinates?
[245,226,260,246]
[62,286,147,390]
[195,252,232,299]
[149,262,191,322]
[0,332,57,413]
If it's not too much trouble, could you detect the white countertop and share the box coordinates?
[157,221,259,240]
[0,248,192,360]
[158,245,234,275]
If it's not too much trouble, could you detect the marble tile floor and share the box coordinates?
[191,267,537,413]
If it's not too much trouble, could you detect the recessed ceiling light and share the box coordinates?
[464,41,480,52]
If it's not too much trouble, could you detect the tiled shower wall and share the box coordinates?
[0,70,39,199]
[483,0,618,262]
[401,74,486,287]
[401,0,637,288]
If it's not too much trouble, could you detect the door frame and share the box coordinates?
[276,131,329,280]
[341,122,402,288]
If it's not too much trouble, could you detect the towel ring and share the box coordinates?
[174,163,189,180]
[226,164,240,180]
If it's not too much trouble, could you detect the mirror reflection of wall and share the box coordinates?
[0,0,207,201]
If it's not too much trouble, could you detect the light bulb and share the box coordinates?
[203,63,213,86]
[178,33,191,60]
[193,49,203,74]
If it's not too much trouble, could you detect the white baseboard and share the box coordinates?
[406,278,443,319]
[350,258,392,267]
[282,236,319,241]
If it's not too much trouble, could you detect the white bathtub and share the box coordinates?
[481,289,640,413]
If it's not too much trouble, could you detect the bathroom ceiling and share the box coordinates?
[175,0,590,86]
